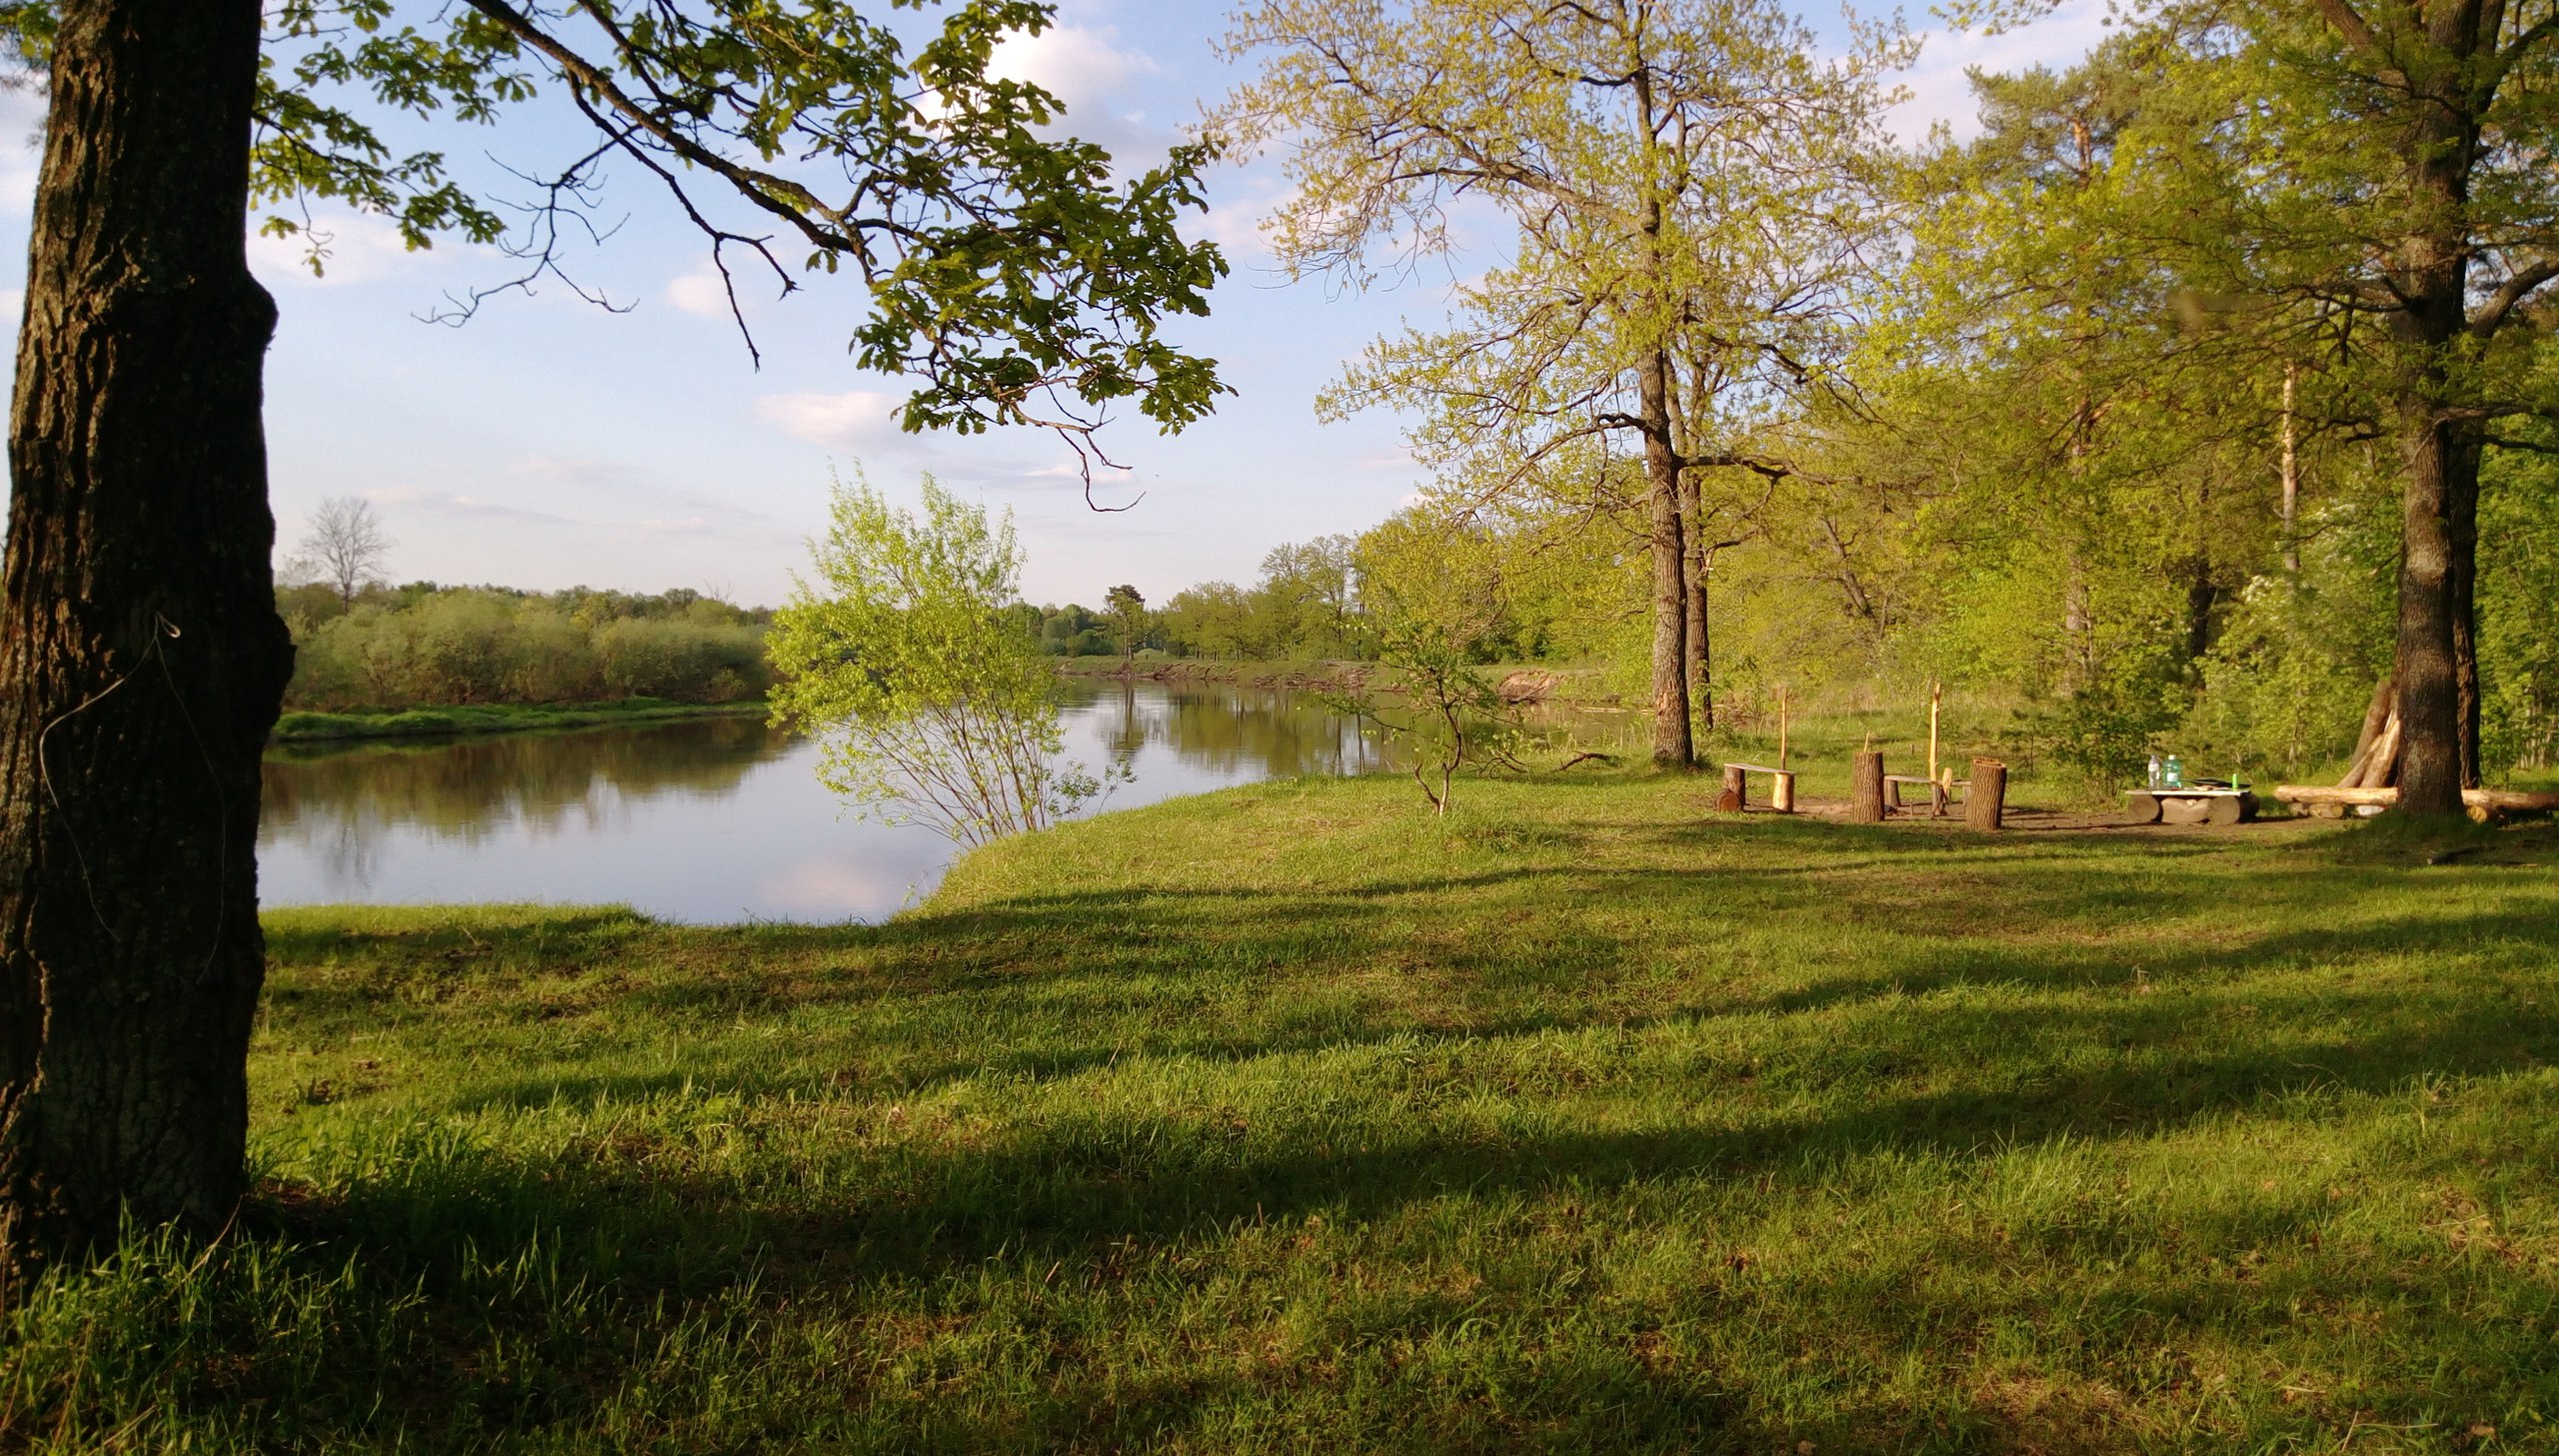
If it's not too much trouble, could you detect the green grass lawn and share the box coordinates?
[9,775,2559,1451]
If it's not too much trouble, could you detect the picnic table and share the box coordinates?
[2124,783,2256,825]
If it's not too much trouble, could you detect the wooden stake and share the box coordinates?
[1928,679,1941,785]
[1777,688,1790,770]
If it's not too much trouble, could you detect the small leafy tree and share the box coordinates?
[1340,517,1524,816]
[768,474,1097,846]
[1104,584,1147,665]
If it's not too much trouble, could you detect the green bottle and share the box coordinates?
[2164,754,2183,788]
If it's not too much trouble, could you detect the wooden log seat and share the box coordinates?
[1717,761,1798,813]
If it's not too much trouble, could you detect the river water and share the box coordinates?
[257,680,1398,923]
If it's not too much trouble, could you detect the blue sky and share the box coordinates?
[0,0,2107,609]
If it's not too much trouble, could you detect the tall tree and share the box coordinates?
[0,0,1227,1284]
[1104,583,1147,665]
[1219,0,1898,765]
[1942,0,2559,812]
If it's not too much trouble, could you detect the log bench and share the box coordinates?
[1718,761,1798,813]
[2273,784,2559,822]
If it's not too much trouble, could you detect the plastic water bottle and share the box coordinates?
[2147,753,2163,788]
[2164,754,2183,788]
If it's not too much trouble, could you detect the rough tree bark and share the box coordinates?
[2395,415,2471,817]
[2447,435,2482,789]
[1680,474,1712,733]
[0,0,293,1286]
[1640,350,1692,766]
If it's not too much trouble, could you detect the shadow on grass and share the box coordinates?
[210,814,2559,1448]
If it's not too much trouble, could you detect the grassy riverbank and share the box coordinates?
[270,696,768,744]
[10,775,2559,1450]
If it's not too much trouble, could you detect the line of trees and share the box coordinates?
[1214,0,2559,804]
[278,583,773,712]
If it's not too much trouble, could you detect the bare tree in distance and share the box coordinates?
[290,497,391,609]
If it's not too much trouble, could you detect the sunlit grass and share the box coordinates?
[8,773,2559,1450]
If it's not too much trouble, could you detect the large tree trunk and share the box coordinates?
[1680,474,1711,732]
[2447,435,2482,788]
[2395,414,2468,816]
[0,0,291,1285]
[1640,351,1691,766]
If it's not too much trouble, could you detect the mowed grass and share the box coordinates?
[9,775,2559,1452]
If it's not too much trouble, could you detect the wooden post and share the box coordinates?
[1718,762,1745,812]
[1851,750,1886,823]
[1777,688,1789,770]
[1928,679,1942,785]
[1967,757,2007,831]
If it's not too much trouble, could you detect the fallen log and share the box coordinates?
[2274,784,2559,820]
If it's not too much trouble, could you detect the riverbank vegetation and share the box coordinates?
[271,697,768,744]
[277,583,773,714]
[7,776,2556,1449]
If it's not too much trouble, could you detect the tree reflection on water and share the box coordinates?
[265,716,788,843]
[1067,678,1401,780]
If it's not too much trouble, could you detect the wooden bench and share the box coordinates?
[1718,761,1798,813]
[1883,772,1964,816]
[2274,783,2559,822]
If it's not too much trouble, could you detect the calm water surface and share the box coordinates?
[259,680,1397,923]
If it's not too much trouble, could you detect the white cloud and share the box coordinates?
[755,389,909,451]
[389,490,581,528]
[667,263,736,319]
[1190,173,1296,263]
[1886,0,2114,145]
[247,211,443,287]
[991,25,1161,115]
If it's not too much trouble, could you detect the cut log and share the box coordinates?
[1720,762,1746,812]
[2277,784,2402,806]
[2341,709,2401,789]
[2161,795,2212,825]
[2125,790,2161,824]
[2346,676,2394,772]
[1770,771,1796,813]
[2276,784,2559,813]
[1966,758,2006,831]
[2205,793,2252,826]
[1850,750,1886,823]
